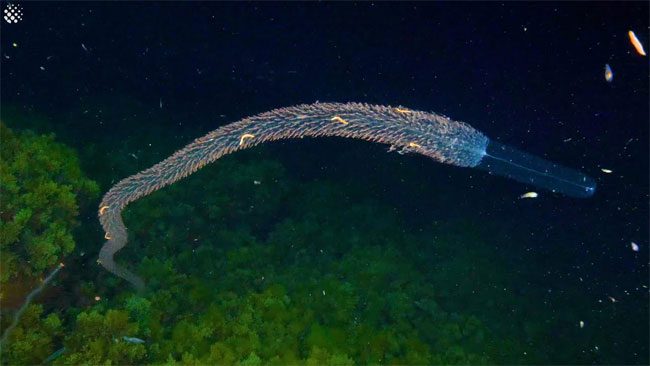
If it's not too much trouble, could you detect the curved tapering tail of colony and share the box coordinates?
[474,140,596,198]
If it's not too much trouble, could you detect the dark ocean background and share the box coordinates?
[1,2,648,365]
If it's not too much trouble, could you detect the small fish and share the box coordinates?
[630,242,639,252]
[628,30,646,56]
[600,168,613,174]
[122,336,145,344]
[253,180,261,185]
[81,43,88,52]
[519,192,538,199]
[159,98,163,109]
[604,64,613,82]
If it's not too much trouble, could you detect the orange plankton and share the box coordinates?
[628,30,646,56]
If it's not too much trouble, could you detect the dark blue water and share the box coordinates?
[1,2,647,364]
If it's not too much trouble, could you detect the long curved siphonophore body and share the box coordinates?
[98,102,595,289]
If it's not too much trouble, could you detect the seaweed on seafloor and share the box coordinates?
[0,122,99,287]
[0,121,98,365]
[65,163,514,365]
[1,116,528,364]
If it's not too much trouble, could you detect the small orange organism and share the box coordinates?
[395,107,412,114]
[628,30,646,56]
[604,64,613,82]
[330,116,349,125]
[99,205,109,215]
[239,133,255,145]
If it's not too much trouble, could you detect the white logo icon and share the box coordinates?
[4,3,23,24]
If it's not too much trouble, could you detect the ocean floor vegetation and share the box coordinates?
[0,107,646,365]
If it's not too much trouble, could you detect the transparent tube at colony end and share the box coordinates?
[475,140,596,198]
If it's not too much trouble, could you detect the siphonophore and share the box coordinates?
[97,102,596,289]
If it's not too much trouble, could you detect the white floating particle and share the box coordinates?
[630,242,639,252]
[579,320,585,328]
[608,296,617,303]
[519,192,538,199]
[253,180,261,185]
